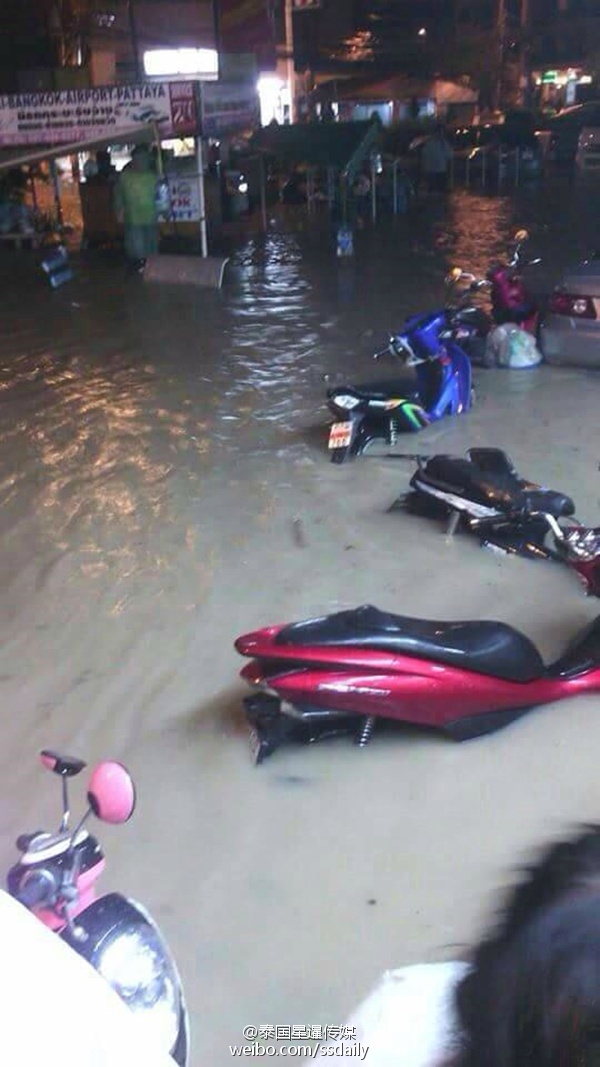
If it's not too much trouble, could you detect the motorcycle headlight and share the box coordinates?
[97,922,181,1054]
[62,894,186,1061]
[332,394,360,411]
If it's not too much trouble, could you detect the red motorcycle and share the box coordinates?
[488,228,539,333]
[446,229,540,362]
[236,605,600,763]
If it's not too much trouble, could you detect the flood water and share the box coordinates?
[1,169,600,1064]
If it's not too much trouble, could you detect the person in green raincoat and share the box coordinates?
[115,145,158,269]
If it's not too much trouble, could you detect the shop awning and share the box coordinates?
[0,124,154,174]
[249,120,380,177]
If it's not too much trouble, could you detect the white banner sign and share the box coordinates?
[201,81,259,137]
[168,174,201,222]
[0,82,199,148]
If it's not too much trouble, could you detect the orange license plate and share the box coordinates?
[328,422,353,449]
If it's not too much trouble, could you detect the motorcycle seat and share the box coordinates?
[275,604,545,683]
[419,455,575,518]
[450,306,489,330]
[328,379,420,403]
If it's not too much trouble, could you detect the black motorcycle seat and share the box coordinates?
[420,455,575,518]
[328,378,420,403]
[451,307,490,330]
[275,604,545,683]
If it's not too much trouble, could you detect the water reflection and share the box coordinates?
[439,189,513,278]
[0,174,595,585]
[1,176,600,1065]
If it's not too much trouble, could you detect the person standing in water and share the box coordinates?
[115,145,159,271]
[421,124,453,193]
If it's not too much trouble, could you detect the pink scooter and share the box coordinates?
[7,751,188,1065]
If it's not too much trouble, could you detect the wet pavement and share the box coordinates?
[1,168,600,1063]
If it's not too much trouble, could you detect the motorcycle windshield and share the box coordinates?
[401,311,446,359]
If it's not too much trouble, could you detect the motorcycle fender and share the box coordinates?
[61,893,189,1065]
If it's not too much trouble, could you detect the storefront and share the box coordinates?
[0,80,208,249]
[532,67,595,111]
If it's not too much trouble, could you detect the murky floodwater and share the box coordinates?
[1,170,600,1064]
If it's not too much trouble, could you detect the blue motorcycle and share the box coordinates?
[327,304,478,463]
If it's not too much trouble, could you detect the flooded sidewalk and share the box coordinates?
[1,175,600,1064]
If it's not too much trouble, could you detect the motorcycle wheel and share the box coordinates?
[464,336,488,366]
[330,448,350,465]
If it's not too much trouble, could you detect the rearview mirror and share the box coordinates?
[87,761,136,825]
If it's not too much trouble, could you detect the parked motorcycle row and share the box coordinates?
[327,230,541,463]
[235,232,600,764]
[10,234,595,1052]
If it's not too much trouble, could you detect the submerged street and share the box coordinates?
[1,171,600,1063]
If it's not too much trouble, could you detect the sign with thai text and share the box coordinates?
[0,82,199,147]
[168,174,201,222]
[201,81,259,137]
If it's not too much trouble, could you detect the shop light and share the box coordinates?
[143,48,218,78]
[258,75,288,126]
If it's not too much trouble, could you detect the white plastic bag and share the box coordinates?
[484,324,542,368]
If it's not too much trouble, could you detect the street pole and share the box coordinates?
[191,84,208,257]
[494,0,506,112]
[284,0,296,123]
[127,0,142,81]
[520,0,530,106]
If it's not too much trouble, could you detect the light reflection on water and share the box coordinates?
[2,173,600,1064]
[0,176,596,571]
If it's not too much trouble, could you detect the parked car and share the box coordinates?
[461,110,544,179]
[545,102,600,163]
[463,140,543,180]
[575,126,600,171]
[540,254,600,368]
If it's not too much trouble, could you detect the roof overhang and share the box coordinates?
[0,124,154,174]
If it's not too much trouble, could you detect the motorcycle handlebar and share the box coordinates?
[473,510,565,537]
[375,339,418,363]
[16,871,53,910]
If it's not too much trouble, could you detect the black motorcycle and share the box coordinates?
[398,448,600,595]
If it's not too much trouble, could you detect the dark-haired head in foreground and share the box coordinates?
[455,826,600,1066]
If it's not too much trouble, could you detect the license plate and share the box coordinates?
[328,421,352,449]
